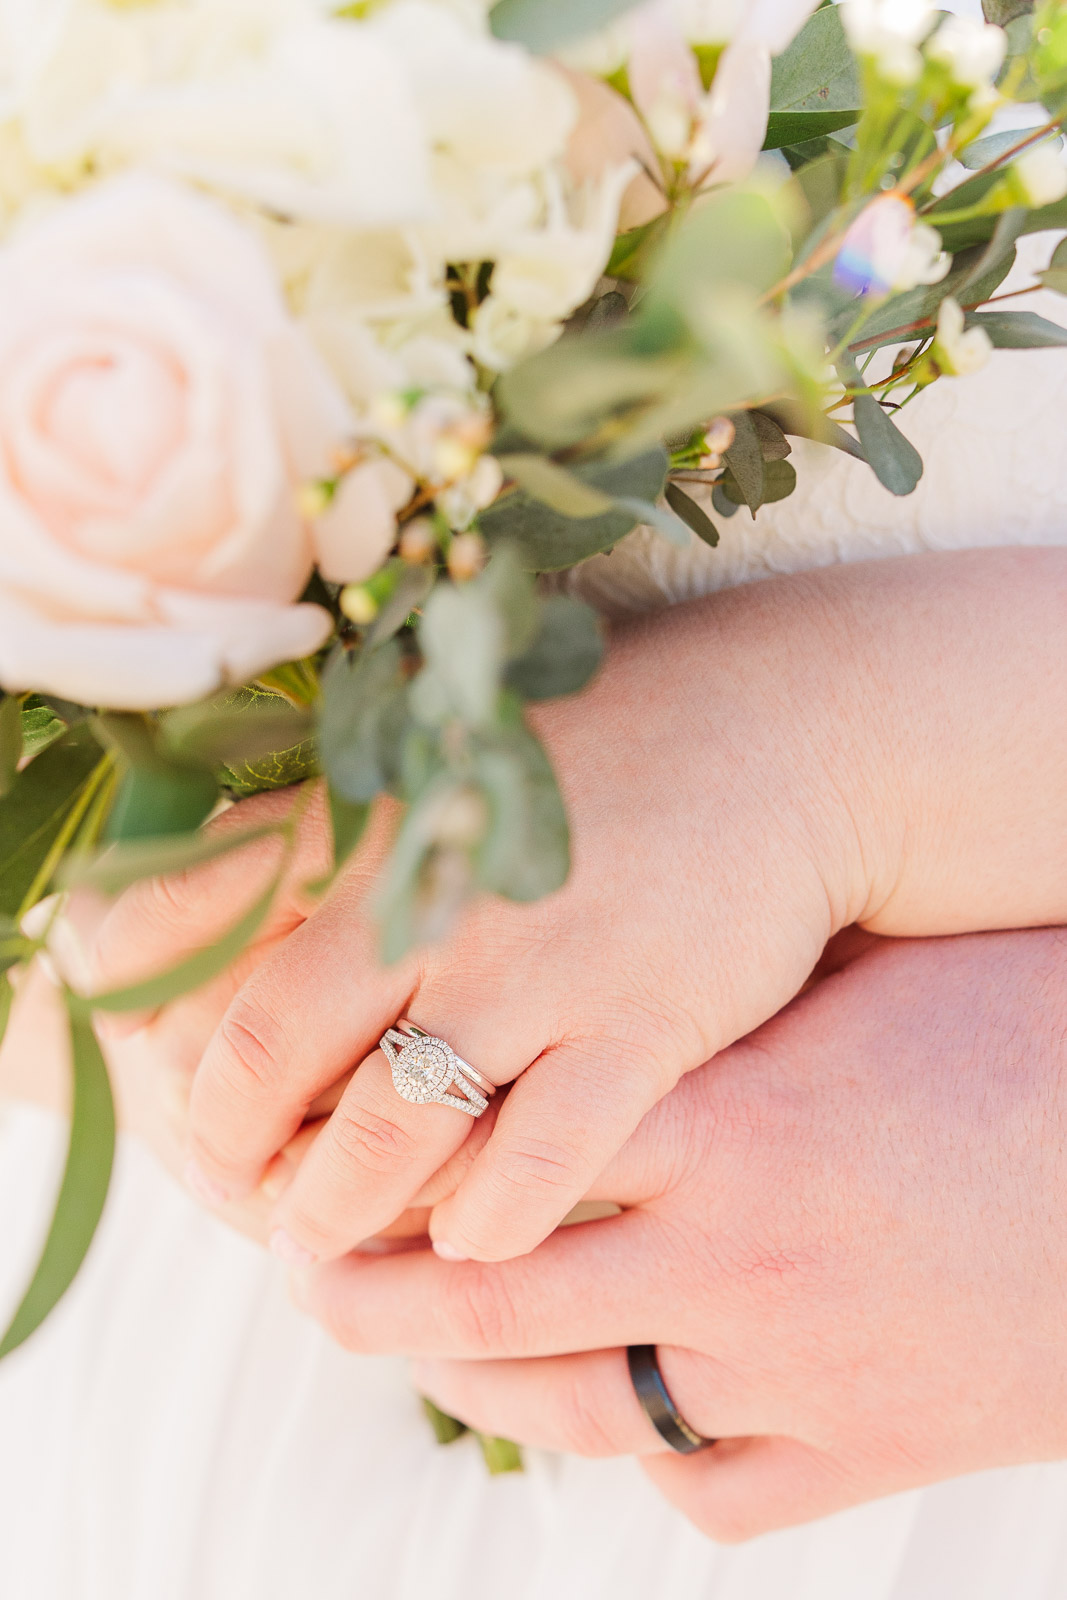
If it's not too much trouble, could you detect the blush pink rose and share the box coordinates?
[0,174,386,709]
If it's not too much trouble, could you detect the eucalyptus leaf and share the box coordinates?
[607,217,670,282]
[489,0,642,52]
[0,724,104,918]
[983,0,1033,23]
[965,309,1067,347]
[719,459,799,510]
[364,565,435,649]
[613,496,692,547]
[496,454,614,518]
[723,411,767,511]
[957,207,1027,296]
[770,4,860,112]
[853,393,923,496]
[0,696,21,798]
[473,724,570,903]
[665,482,720,547]
[711,482,741,518]
[763,109,860,148]
[506,597,605,700]
[319,641,408,804]
[328,792,372,872]
[959,126,1052,168]
[0,994,115,1360]
[416,582,503,728]
[480,449,669,569]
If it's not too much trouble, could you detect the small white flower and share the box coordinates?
[470,296,559,373]
[1012,142,1067,207]
[836,194,948,296]
[927,16,1006,92]
[932,295,993,377]
[841,0,935,85]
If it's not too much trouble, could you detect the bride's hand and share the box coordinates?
[296,927,1067,1541]
[89,548,1067,1267]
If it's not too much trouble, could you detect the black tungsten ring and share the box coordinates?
[627,1345,717,1455]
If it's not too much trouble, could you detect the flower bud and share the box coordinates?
[399,518,437,564]
[703,416,736,455]
[1009,143,1067,208]
[339,584,379,625]
[448,532,487,581]
[295,481,333,521]
[931,296,993,377]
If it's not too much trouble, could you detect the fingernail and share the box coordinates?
[432,1240,470,1263]
[259,1155,294,1204]
[352,1237,393,1255]
[270,1229,317,1267]
[184,1159,230,1208]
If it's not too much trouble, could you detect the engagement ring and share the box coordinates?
[379,1020,495,1118]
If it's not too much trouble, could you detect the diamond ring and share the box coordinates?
[379,1019,496,1118]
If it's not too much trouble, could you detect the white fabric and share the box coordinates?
[8,5,1067,1584]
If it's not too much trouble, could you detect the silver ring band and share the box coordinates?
[380,1019,496,1118]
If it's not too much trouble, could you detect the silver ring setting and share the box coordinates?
[379,1020,495,1118]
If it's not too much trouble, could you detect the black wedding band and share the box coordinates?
[627,1345,716,1455]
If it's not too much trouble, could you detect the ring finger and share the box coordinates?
[409,1347,765,1459]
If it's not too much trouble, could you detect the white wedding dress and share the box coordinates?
[5,124,1067,1600]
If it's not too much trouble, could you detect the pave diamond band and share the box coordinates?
[379,1020,495,1118]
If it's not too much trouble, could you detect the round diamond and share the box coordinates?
[391,1037,455,1105]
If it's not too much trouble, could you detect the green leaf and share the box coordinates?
[422,1398,467,1445]
[83,860,286,1015]
[763,109,860,148]
[96,714,218,844]
[364,565,435,650]
[496,454,614,519]
[506,597,605,700]
[63,824,280,897]
[489,0,641,52]
[328,791,371,872]
[319,641,408,804]
[20,701,67,762]
[958,127,1049,169]
[853,394,923,496]
[665,482,720,547]
[0,994,116,1360]
[416,585,504,729]
[613,496,691,548]
[651,190,793,309]
[607,217,670,282]
[964,309,1067,347]
[480,448,669,569]
[983,0,1033,23]
[0,696,21,798]
[771,4,860,112]
[473,723,570,903]
[476,1434,524,1475]
[723,411,767,512]
[0,724,104,918]
[711,482,741,519]
[957,207,1028,297]
[161,692,313,771]
[719,459,798,510]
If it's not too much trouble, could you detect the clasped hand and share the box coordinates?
[89,548,1067,1273]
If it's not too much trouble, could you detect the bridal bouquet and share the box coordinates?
[3,0,1067,1362]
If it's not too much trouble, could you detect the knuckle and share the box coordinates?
[328,1104,418,1175]
[488,1136,583,1203]
[213,995,293,1098]
[443,1268,523,1357]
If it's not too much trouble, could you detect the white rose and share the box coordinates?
[7,0,432,228]
[0,174,377,710]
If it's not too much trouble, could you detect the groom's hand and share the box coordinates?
[293,929,1067,1541]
